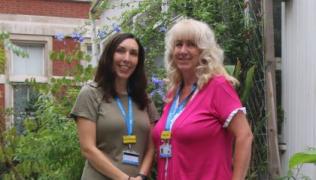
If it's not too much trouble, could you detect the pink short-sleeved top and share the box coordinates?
[152,75,246,180]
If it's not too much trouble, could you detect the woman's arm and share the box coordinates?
[134,99,159,180]
[227,112,253,180]
[138,124,155,178]
[76,118,129,180]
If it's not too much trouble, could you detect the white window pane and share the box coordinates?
[12,44,44,76]
[87,44,98,67]
[82,44,97,68]
[87,44,92,55]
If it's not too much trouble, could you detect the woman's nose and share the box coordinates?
[123,52,130,62]
[180,44,188,53]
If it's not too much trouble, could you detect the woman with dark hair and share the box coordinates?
[71,33,159,180]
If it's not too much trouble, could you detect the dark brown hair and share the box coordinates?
[94,33,148,110]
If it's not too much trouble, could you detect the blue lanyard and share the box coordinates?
[165,84,197,131]
[115,96,133,135]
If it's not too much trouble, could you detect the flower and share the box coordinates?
[150,76,165,98]
[158,26,167,33]
[97,30,107,40]
[54,32,65,41]
[112,23,121,33]
[71,32,84,43]
[152,76,164,87]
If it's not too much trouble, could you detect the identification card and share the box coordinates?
[123,135,137,144]
[161,131,171,140]
[159,143,172,158]
[122,150,139,166]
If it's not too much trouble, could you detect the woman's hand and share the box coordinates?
[130,177,142,180]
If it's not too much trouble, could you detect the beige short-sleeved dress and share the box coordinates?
[70,83,159,180]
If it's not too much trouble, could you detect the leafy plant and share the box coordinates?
[289,149,316,169]
[225,60,256,103]
[0,0,264,179]
[278,148,316,180]
[0,32,92,179]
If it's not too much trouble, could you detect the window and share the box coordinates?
[12,43,45,76]
[10,43,45,133]
[6,35,51,129]
[86,44,97,67]
[81,42,98,68]
[9,39,50,83]
[13,83,38,133]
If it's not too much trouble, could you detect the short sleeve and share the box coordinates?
[70,84,101,122]
[212,78,246,127]
[146,99,160,123]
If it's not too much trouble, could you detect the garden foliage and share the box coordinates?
[0,0,261,179]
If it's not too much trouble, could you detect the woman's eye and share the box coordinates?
[130,50,138,56]
[116,47,125,53]
[187,41,196,47]
[175,42,183,47]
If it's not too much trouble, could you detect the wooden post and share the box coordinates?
[263,0,281,179]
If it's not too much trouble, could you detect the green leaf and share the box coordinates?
[75,50,84,60]
[225,65,235,76]
[241,65,255,102]
[233,59,241,79]
[58,51,65,61]
[49,51,57,60]
[0,43,5,73]
[0,31,9,39]
[289,150,316,169]
[65,54,73,63]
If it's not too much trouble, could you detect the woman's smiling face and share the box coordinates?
[113,38,139,81]
[172,39,201,73]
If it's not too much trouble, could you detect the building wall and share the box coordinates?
[0,81,4,108]
[0,82,5,131]
[281,0,316,179]
[52,38,80,76]
[0,0,90,19]
[0,0,91,129]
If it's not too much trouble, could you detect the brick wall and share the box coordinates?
[0,0,90,19]
[0,84,5,132]
[0,84,4,109]
[52,37,79,76]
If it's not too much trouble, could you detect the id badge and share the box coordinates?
[123,135,137,144]
[161,131,171,140]
[122,150,140,166]
[159,143,172,158]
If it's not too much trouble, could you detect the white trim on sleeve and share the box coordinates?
[223,107,247,128]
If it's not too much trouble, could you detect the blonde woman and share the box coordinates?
[152,19,253,180]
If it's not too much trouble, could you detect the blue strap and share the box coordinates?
[165,84,197,131]
[115,96,133,135]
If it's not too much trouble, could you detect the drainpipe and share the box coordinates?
[90,0,102,65]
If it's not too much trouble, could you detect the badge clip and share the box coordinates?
[161,131,171,140]
[123,135,137,144]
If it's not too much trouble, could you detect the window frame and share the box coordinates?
[80,39,97,68]
[8,35,52,83]
[11,82,38,134]
[5,34,52,128]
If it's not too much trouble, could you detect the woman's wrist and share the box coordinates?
[136,173,147,180]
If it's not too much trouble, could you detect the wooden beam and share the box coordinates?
[263,0,281,179]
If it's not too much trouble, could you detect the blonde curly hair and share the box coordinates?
[164,18,238,92]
